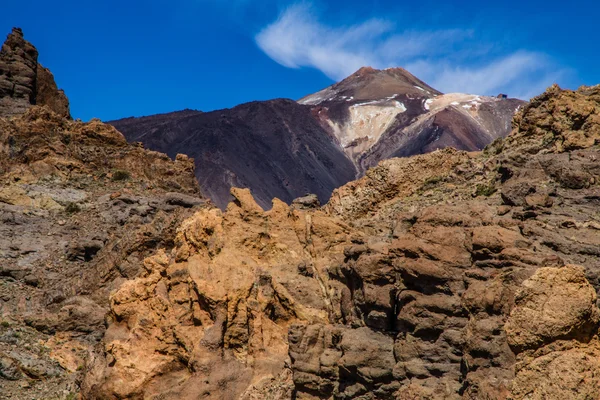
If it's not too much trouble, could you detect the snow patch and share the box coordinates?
[353,100,382,107]
[336,102,407,152]
[394,101,406,111]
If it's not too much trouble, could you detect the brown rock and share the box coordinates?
[506,84,600,153]
[83,191,351,399]
[326,148,471,219]
[35,65,70,118]
[506,266,600,400]
[509,340,600,400]
[0,91,201,398]
[0,28,70,118]
[505,266,599,353]
[0,28,37,117]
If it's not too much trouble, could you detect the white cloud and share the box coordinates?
[255,4,383,79]
[255,4,565,99]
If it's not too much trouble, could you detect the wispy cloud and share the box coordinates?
[255,4,566,98]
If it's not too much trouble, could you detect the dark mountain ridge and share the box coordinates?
[113,99,355,209]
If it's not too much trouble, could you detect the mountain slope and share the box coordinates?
[114,99,356,209]
[111,67,524,208]
[303,67,524,172]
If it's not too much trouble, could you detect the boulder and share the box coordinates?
[505,266,599,353]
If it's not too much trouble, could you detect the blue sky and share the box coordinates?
[0,0,597,121]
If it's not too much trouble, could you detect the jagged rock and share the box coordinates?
[0,28,70,118]
[0,28,37,117]
[509,339,600,400]
[0,86,202,398]
[291,194,320,210]
[289,324,397,399]
[35,65,70,119]
[82,190,352,398]
[506,84,600,153]
[325,147,471,219]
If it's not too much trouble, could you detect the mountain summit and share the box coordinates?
[299,66,441,105]
[111,67,524,208]
[299,66,524,172]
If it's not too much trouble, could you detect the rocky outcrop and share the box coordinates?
[0,28,70,118]
[83,187,353,398]
[80,85,600,399]
[504,83,600,153]
[325,147,472,220]
[505,266,599,353]
[35,64,70,119]
[0,106,203,399]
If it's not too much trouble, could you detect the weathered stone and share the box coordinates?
[505,266,599,353]
[291,193,320,210]
[0,28,70,118]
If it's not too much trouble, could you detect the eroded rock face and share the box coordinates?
[506,84,600,153]
[0,28,70,118]
[83,188,354,398]
[0,106,203,399]
[80,84,600,400]
[505,266,599,353]
[35,65,70,119]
